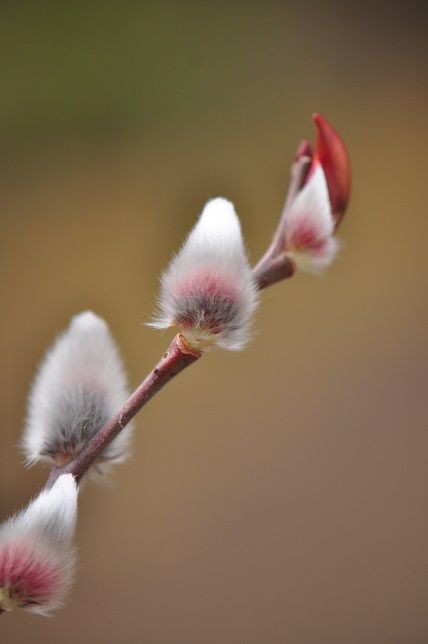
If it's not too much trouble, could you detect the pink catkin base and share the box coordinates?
[288,219,329,254]
[0,541,60,606]
[177,271,238,299]
[174,270,241,331]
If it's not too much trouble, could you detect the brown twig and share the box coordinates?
[46,334,201,487]
[45,154,307,487]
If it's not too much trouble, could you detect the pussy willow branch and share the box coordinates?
[45,156,308,488]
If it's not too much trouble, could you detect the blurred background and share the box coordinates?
[1,1,427,642]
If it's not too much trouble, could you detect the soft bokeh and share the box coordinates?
[1,2,427,642]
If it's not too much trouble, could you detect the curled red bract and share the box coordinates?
[311,113,351,225]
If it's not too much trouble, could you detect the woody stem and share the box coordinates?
[45,158,305,487]
[46,334,201,486]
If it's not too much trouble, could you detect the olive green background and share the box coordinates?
[1,2,427,642]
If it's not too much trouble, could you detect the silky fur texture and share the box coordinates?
[285,164,339,273]
[0,474,78,615]
[150,198,258,351]
[21,311,133,475]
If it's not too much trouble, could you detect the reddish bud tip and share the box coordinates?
[312,113,351,225]
[294,140,313,162]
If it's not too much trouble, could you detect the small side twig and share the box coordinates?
[252,155,310,289]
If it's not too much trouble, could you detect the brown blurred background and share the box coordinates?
[1,1,427,642]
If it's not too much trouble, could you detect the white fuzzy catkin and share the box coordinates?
[150,197,258,351]
[0,474,78,615]
[285,164,339,273]
[21,311,132,475]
